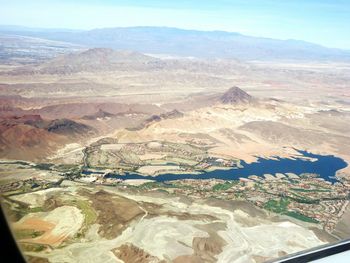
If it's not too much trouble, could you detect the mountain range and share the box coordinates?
[1,25,349,62]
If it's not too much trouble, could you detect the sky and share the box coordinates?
[0,0,349,49]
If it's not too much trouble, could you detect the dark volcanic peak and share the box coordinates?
[146,109,184,123]
[129,109,184,131]
[145,109,184,124]
[219,86,252,104]
[160,109,184,119]
[46,118,93,135]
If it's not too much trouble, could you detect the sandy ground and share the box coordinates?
[124,215,209,259]
[217,210,324,263]
[11,184,328,263]
[14,206,84,247]
[11,188,68,208]
[123,179,155,185]
[114,189,325,263]
[332,203,350,239]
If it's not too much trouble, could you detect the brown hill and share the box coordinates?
[0,115,95,161]
[0,115,45,130]
[0,115,94,135]
[9,48,163,75]
[0,123,65,161]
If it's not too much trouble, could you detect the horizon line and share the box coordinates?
[0,24,349,51]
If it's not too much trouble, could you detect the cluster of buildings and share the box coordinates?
[138,173,349,233]
[78,171,122,185]
[0,178,56,195]
[79,162,350,233]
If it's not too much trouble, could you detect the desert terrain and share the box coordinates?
[0,27,350,263]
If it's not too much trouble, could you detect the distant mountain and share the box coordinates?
[7,47,247,75]
[1,26,349,61]
[9,48,164,74]
[219,86,252,104]
[48,47,159,70]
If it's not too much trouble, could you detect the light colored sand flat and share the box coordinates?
[14,206,84,247]
[137,165,181,175]
[79,176,97,183]
[217,211,324,263]
[123,179,155,185]
[126,216,209,260]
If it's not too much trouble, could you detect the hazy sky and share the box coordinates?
[0,0,349,49]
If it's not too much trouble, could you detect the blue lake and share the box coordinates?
[101,150,348,183]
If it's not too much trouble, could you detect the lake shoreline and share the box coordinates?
[101,150,348,184]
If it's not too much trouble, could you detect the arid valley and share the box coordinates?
[0,25,350,263]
